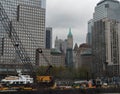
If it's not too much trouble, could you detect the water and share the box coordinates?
[100,93,120,94]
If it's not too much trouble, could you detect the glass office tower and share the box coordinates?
[0,0,46,74]
[94,0,120,21]
[46,27,52,49]
[92,0,120,77]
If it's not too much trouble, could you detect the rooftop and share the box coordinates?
[67,28,73,37]
[51,49,62,55]
[97,0,119,6]
[81,49,92,56]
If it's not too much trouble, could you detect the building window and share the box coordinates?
[105,4,109,8]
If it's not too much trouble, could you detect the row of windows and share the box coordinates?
[0,0,45,65]
[20,14,45,20]
[18,0,41,7]
[19,16,45,21]
[20,12,44,17]
[17,20,45,26]
[14,25,45,30]
[20,6,42,12]
[19,20,45,25]
[1,0,41,8]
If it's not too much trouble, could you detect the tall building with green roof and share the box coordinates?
[66,28,73,67]
[67,28,73,49]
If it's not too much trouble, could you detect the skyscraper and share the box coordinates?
[46,27,52,49]
[67,28,73,49]
[54,36,67,53]
[0,0,46,73]
[92,0,120,76]
[86,19,93,46]
[94,0,120,21]
[66,28,73,67]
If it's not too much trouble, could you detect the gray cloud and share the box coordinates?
[46,0,100,47]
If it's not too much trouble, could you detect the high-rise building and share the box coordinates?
[0,0,46,74]
[54,36,67,53]
[67,28,73,49]
[92,0,120,77]
[51,49,65,67]
[86,19,93,46]
[73,43,80,69]
[46,27,52,49]
[79,44,92,71]
[93,0,120,21]
[37,48,51,66]
[41,0,46,8]
[66,28,73,67]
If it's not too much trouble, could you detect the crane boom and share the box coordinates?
[0,2,34,73]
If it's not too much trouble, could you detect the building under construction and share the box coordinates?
[0,0,46,75]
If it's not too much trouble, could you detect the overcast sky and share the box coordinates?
[46,0,119,47]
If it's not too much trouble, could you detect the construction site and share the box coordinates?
[0,0,47,76]
[0,0,57,91]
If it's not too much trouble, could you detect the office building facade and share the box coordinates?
[92,0,120,76]
[51,49,65,67]
[86,19,93,46]
[37,48,51,66]
[66,29,73,67]
[73,43,80,69]
[0,0,46,73]
[54,36,67,54]
[46,27,52,49]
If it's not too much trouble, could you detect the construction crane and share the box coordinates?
[35,48,54,88]
[0,2,34,74]
[0,2,54,88]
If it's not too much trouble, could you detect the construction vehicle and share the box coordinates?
[0,2,55,89]
[35,48,55,88]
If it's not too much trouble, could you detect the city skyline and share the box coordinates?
[46,0,120,47]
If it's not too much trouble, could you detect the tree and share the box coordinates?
[36,66,91,80]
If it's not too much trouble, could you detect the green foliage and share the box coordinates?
[36,66,47,75]
[36,66,91,80]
